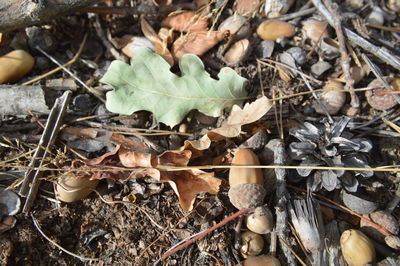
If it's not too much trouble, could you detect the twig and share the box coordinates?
[35,47,105,102]
[272,139,296,265]
[93,15,127,62]
[311,0,400,71]
[19,91,71,212]
[258,59,323,85]
[322,0,359,110]
[31,213,98,261]
[160,208,250,261]
[22,34,88,86]
[276,7,317,21]
[299,72,334,123]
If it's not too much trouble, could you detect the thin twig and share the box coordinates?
[31,213,98,261]
[160,208,250,260]
[22,35,88,86]
[35,47,105,101]
[311,0,400,71]
[277,7,317,21]
[323,0,359,110]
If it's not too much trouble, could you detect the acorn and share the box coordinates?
[218,14,251,40]
[228,149,266,209]
[55,173,99,203]
[365,77,398,111]
[340,229,376,266]
[246,205,274,234]
[0,50,34,84]
[313,80,346,115]
[302,19,330,44]
[243,255,281,266]
[222,39,250,66]
[240,231,264,258]
[256,20,296,41]
[360,210,399,243]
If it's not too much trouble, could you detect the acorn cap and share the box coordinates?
[229,183,266,209]
[365,77,398,111]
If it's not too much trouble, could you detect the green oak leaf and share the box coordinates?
[100,47,248,127]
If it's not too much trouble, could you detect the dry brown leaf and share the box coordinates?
[74,145,217,211]
[161,169,221,211]
[110,132,150,152]
[141,17,174,66]
[183,96,273,153]
[172,30,229,60]
[162,11,209,32]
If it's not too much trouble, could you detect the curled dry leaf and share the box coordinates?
[161,169,221,212]
[141,17,174,66]
[257,20,295,41]
[55,173,99,203]
[183,96,273,155]
[161,11,208,32]
[234,0,262,17]
[70,145,218,211]
[172,30,229,60]
[158,27,175,46]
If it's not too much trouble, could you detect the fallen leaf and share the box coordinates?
[162,11,209,32]
[183,96,273,154]
[161,169,221,211]
[100,47,247,127]
[172,30,229,60]
[110,132,150,152]
[141,17,174,66]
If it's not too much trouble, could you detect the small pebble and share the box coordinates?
[311,61,332,78]
[72,94,92,111]
[258,40,275,59]
[26,26,58,53]
[286,47,307,65]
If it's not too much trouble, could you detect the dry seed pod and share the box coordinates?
[246,205,274,234]
[384,235,400,249]
[0,50,34,84]
[234,0,262,17]
[161,11,208,32]
[365,77,398,110]
[172,30,228,60]
[243,255,281,266]
[302,19,330,44]
[55,173,99,203]
[265,0,294,18]
[360,210,399,242]
[257,20,295,41]
[228,149,266,209]
[340,229,376,266]
[218,15,251,40]
[240,231,264,258]
[222,39,250,66]
[313,80,346,115]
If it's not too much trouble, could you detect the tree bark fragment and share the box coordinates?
[0,0,102,32]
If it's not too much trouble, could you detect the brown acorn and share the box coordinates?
[229,149,266,209]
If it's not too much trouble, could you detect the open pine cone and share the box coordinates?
[288,116,373,192]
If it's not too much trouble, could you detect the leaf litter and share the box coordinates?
[1,0,400,265]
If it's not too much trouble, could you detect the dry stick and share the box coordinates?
[322,0,359,110]
[299,72,334,123]
[160,208,250,261]
[311,0,400,71]
[272,139,296,265]
[277,7,317,21]
[287,184,393,236]
[35,47,105,102]
[31,213,98,261]
[22,34,88,86]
